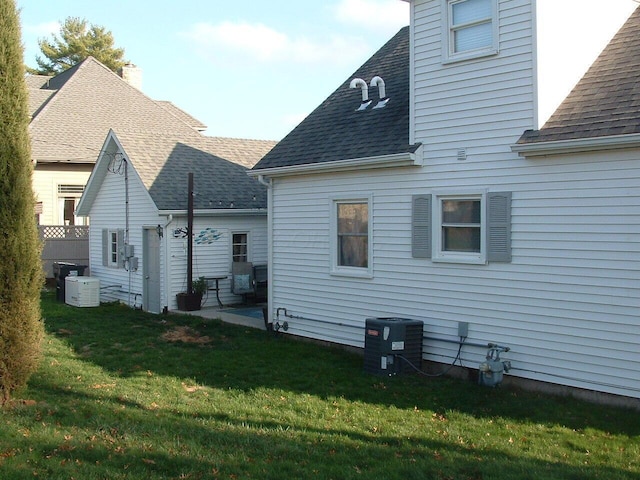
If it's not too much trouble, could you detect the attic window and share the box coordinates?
[443,0,498,63]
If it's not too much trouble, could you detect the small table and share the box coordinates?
[205,275,227,308]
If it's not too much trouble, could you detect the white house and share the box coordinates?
[77,129,275,313]
[250,0,639,405]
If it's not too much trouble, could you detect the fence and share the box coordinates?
[39,225,90,279]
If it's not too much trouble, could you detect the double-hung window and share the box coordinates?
[444,0,498,62]
[331,197,372,277]
[437,194,484,263]
[412,191,511,264]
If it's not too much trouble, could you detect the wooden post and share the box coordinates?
[187,172,194,294]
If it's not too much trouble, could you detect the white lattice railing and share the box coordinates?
[39,225,89,239]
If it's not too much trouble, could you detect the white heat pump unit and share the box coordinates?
[65,277,100,307]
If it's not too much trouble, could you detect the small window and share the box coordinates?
[331,197,373,277]
[435,194,485,263]
[232,232,248,263]
[102,229,124,268]
[444,0,498,62]
[110,231,119,265]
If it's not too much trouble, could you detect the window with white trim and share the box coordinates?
[412,192,511,264]
[443,0,498,62]
[435,194,484,263]
[232,232,249,263]
[102,228,124,268]
[331,197,372,277]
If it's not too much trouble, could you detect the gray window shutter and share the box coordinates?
[412,194,432,258]
[487,192,512,262]
[102,229,109,266]
[117,229,125,268]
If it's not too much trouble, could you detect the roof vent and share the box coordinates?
[370,76,389,109]
[350,78,372,111]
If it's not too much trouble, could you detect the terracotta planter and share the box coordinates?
[176,292,203,311]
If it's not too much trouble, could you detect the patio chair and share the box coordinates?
[231,261,255,302]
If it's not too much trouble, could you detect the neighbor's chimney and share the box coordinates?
[118,62,142,91]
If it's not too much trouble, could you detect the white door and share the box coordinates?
[143,227,161,313]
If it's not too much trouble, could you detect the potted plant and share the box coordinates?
[176,276,208,311]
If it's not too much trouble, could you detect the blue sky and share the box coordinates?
[17,0,637,140]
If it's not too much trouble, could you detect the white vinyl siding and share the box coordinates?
[32,165,93,225]
[270,151,640,399]
[266,0,639,399]
[168,216,267,309]
[415,0,536,159]
[88,158,160,308]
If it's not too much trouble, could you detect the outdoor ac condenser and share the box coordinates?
[364,317,423,376]
[65,276,100,307]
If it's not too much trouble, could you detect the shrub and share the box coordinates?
[0,0,45,405]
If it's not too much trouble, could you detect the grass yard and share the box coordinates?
[1,292,638,479]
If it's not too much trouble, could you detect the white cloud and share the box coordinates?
[183,21,369,67]
[22,21,59,37]
[333,0,409,32]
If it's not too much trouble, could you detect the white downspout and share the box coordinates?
[258,174,273,325]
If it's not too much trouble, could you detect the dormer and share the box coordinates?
[405,0,536,160]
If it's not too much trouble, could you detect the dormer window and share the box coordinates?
[443,0,498,63]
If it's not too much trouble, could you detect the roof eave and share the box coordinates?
[159,208,267,217]
[249,146,423,178]
[512,133,640,157]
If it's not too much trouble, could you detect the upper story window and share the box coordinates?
[443,0,498,63]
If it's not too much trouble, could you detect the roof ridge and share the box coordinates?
[29,57,94,126]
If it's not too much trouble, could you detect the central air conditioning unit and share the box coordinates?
[65,276,100,307]
[364,317,423,376]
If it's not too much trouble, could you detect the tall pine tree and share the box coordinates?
[28,16,125,75]
[0,0,44,405]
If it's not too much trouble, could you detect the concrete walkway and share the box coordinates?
[174,305,267,330]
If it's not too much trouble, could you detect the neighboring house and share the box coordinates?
[27,57,205,226]
[76,129,275,313]
[251,0,639,403]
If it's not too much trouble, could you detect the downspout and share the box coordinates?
[258,174,273,324]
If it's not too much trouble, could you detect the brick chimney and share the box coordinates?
[118,62,142,90]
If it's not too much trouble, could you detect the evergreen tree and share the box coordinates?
[0,0,44,405]
[28,16,125,75]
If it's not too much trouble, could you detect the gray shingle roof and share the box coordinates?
[518,6,640,145]
[156,100,208,131]
[252,26,419,171]
[113,131,271,211]
[28,57,206,163]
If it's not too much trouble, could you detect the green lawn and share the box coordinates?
[1,291,638,479]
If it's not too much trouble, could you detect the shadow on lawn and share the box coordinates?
[42,295,640,439]
[9,378,637,480]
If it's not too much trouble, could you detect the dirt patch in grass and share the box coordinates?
[161,326,212,345]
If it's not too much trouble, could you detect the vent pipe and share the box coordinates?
[370,76,389,109]
[350,78,372,111]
